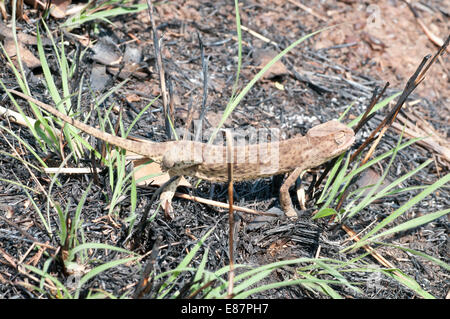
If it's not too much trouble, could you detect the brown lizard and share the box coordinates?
[8,89,355,218]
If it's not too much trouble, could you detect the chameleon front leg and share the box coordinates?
[279,166,305,219]
[160,145,203,219]
[159,173,181,219]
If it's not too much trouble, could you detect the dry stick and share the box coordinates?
[183,97,194,140]
[312,83,387,200]
[403,0,450,53]
[0,1,6,20]
[0,246,58,294]
[287,0,327,21]
[187,280,216,299]
[414,35,449,85]
[340,225,405,274]
[324,85,389,223]
[333,38,449,289]
[174,192,279,217]
[240,25,278,46]
[348,52,435,166]
[226,129,235,297]
[392,113,450,165]
[146,0,172,138]
[335,43,446,217]
[134,235,162,298]
[130,175,181,249]
[194,32,209,143]
[340,224,429,296]
[354,83,390,135]
[0,215,37,242]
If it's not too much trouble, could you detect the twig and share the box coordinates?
[312,84,386,198]
[130,175,180,249]
[327,37,448,226]
[341,224,397,268]
[146,0,172,138]
[174,192,279,217]
[287,0,327,21]
[403,1,450,53]
[240,25,278,46]
[43,167,104,174]
[194,32,209,142]
[393,112,450,166]
[341,224,413,291]
[0,215,37,242]
[353,83,390,134]
[0,103,59,137]
[349,40,448,166]
[226,129,235,298]
[133,235,162,298]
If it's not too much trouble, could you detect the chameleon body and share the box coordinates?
[9,90,355,217]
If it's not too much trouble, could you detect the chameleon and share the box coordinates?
[8,89,355,218]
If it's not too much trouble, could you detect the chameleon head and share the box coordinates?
[306,120,355,161]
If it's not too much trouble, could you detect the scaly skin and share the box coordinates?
[9,89,355,217]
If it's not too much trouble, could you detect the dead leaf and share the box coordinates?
[253,48,289,79]
[90,64,110,92]
[132,159,191,188]
[4,38,41,69]
[24,0,71,19]
[91,38,122,66]
[50,0,71,19]
[125,93,141,103]
[356,168,391,196]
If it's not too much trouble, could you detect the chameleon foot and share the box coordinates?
[160,176,181,220]
[284,207,298,219]
[160,190,174,219]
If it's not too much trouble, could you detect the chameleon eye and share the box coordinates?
[334,131,346,145]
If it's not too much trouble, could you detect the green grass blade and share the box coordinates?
[36,26,61,105]
[23,264,73,298]
[380,243,450,271]
[193,246,210,288]
[0,176,39,194]
[71,182,93,247]
[61,2,147,29]
[316,152,347,205]
[208,24,339,143]
[315,152,350,214]
[350,173,450,251]
[345,130,406,220]
[125,96,158,136]
[341,137,425,185]
[229,0,243,101]
[79,256,140,288]
[348,91,401,127]
[297,271,343,298]
[230,269,273,297]
[367,208,450,245]
[156,227,215,298]
[234,277,344,299]
[313,207,337,219]
[382,268,435,299]
[364,159,433,204]
[68,243,138,262]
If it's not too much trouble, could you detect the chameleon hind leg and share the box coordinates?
[279,166,305,219]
